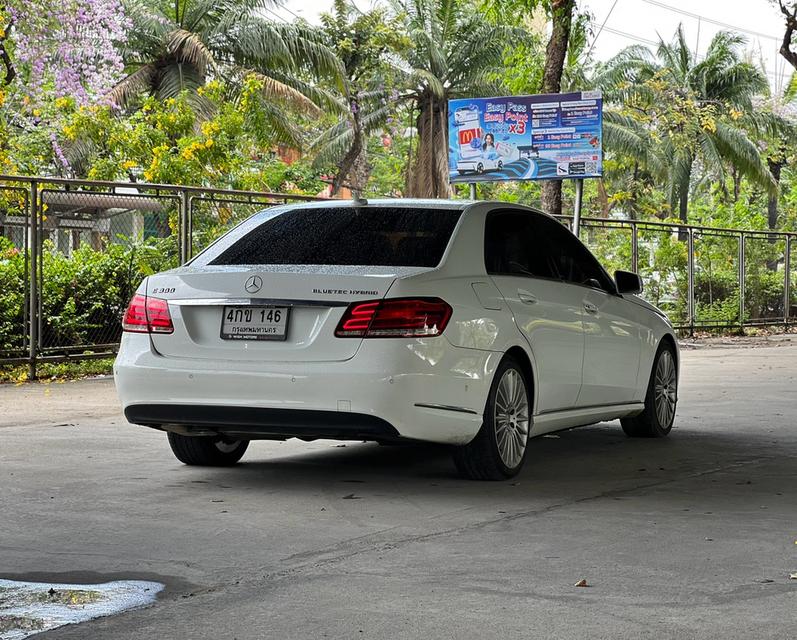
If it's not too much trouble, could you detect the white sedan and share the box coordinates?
[115,200,678,480]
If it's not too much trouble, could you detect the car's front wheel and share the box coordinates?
[453,356,531,480]
[167,433,249,466]
[621,342,677,437]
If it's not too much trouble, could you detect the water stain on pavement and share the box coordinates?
[0,578,164,639]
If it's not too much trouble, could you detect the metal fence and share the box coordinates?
[0,175,322,377]
[556,216,797,330]
[1,174,796,378]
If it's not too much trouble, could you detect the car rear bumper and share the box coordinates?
[114,333,499,444]
[125,404,401,441]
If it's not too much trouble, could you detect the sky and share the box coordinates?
[276,0,791,93]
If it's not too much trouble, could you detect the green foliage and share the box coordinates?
[59,80,308,189]
[0,237,25,354]
[0,358,115,383]
[0,239,178,355]
[595,25,787,221]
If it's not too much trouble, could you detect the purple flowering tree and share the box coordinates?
[6,0,129,105]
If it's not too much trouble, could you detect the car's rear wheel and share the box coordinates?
[453,356,531,480]
[167,433,249,466]
[621,342,677,438]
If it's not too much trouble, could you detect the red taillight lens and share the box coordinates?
[146,297,174,333]
[122,294,149,333]
[335,298,452,338]
[122,293,173,334]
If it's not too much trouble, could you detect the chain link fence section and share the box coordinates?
[36,186,181,359]
[0,183,30,362]
[693,230,740,328]
[562,216,797,332]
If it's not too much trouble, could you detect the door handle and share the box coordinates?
[518,290,537,305]
[583,301,598,314]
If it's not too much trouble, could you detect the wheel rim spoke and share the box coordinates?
[494,368,530,469]
[653,351,676,428]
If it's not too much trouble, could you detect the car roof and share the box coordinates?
[257,198,470,214]
[253,199,557,218]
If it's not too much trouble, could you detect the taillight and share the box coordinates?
[335,298,452,338]
[122,293,174,334]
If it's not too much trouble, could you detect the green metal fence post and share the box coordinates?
[687,228,695,336]
[785,236,792,325]
[738,232,745,331]
[28,179,38,380]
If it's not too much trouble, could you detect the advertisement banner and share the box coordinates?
[447,91,602,183]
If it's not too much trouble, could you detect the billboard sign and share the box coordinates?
[447,91,602,183]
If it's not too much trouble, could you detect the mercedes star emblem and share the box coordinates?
[244,275,262,294]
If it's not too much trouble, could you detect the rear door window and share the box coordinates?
[484,208,614,291]
[203,206,462,268]
[484,210,558,279]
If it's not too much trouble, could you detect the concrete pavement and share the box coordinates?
[1,344,796,639]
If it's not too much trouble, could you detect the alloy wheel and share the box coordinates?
[654,350,677,427]
[494,368,529,469]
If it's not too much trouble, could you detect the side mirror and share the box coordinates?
[615,270,643,295]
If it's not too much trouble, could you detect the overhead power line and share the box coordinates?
[591,21,785,83]
[594,23,659,47]
[638,0,781,42]
[585,0,620,59]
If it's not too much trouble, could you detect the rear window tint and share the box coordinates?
[206,206,462,267]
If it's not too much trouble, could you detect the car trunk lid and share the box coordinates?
[147,265,430,362]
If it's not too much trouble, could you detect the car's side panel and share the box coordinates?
[490,276,585,412]
[578,288,643,406]
[618,293,677,395]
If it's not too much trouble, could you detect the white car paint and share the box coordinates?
[115,199,677,449]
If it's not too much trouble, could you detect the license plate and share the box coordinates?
[220,306,289,341]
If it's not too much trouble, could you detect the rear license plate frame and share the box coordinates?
[220,305,290,342]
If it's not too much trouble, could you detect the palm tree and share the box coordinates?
[755,72,797,229]
[597,26,776,223]
[111,0,342,142]
[312,1,406,195]
[388,0,523,198]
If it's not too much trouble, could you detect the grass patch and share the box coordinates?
[0,358,114,384]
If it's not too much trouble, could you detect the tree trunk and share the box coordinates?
[540,0,575,215]
[766,157,784,271]
[677,160,691,241]
[331,103,367,196]
[597,178,610,217]
[732,166,741,203]
[767,158,783,230]
[408,93,451,198]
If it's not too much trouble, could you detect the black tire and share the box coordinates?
[453,356,531,480]
[621,341,677,438]
[167,433,249,466]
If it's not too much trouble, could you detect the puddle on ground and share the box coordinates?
[0,579,164,639]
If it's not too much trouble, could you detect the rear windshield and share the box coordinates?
[207,206,462,267]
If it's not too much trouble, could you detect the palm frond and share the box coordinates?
[166,28,215,75]
[710,122,777,194]
[249,71,323,117]
[602,110,666,178]
[106,63,158,109]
